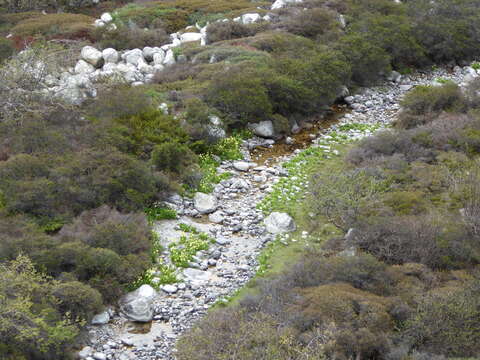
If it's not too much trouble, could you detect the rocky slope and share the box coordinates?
[78,65,477,360]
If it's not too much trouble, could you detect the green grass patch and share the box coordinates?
[169,232,213,267]
[145,205,177,224]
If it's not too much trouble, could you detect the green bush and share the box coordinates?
[0,255,102,360]
[206,66,273,126]
[349,13,426,69]
[397,83,467,128]
[113,4,189,33]
[281,7,341,41]
[108,109,190,159]
[407,0,480,62]
[93,24,170,51]
[206,21,258,44]
[337,32,391,86]
[273,48,351,112]
[151,140,198,174]
[0,38,14,63]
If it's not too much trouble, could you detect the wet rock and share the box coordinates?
[119,285,157,322]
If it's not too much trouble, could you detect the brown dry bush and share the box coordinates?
[59,205,151,256]
[205,21,259,44]
[352,214,476,269]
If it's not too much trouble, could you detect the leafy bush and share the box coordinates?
[145,205,177,223]
[169,233,210,267]
[206,66,273,126]
[151,140,198,174]
[0,255,102,360]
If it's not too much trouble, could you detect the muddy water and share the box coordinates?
[250,105,348,166]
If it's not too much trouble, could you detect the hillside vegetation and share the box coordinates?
[0,0,479,358]
[177,80,480,360]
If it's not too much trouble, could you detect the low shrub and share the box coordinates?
[58,205,151,256]
[113,3,189,33]
[280,7,341,41]
[93,24,169,51]
[151,140,198,174]
[206,21,258,44]
[11,13,94,39]
[353,214,477,269]
[396,83,467,129]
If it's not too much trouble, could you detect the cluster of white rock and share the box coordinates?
[46,0,336,105]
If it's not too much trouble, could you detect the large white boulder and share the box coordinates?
[100,12,113,23]
[241,13,261,24]
[138,61,155,74]
[194,192,217,214]
[75,59,95,74]
[153,51,165,65]
[163,49,176,66]
[124,48,145,67]
[271,0,303,9]
[180,32,203,43]
[142,46,155,61]
[81,46,103,68]
[264,212,296,234]
[119,284,157,322]
[249,120,275,138]
[233,161,252,172]
[102,48,119,64]
[94,19,105,28]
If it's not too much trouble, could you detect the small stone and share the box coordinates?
[91,311,110,325]
[161,284,178,294]
[93,353,107,360]
[233,161,251,172]
[78,346,93,359]
[121,337,134,346]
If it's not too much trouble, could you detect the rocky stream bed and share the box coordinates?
[77,65,477,360]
